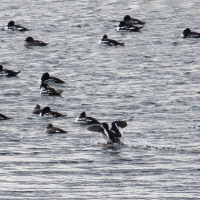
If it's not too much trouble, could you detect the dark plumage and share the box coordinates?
[25,37,48,46]
[117,21,143,32]
[183,28,200,38]
[0,65,21,77]
[41,72,65,84]
[46,123,67,134]
[88,121,127,144]
[41,107,67,117]
[101,35,124,46]
[75,111,100,125]
[123,15,145,25]
[0,113,12,120]
[40,82,64,96]
[4,21,29,31]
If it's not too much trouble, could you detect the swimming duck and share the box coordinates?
[182,28,200,38]
[25,37,48,46]
[46,123,67,134]
[41,72,65,84]
[40,82,64,96]
[0,113,12,120]
[101,35,124,46]
[123,15,145,25]
[4,21,29,31]
[0,65,21,77]
[32,104,42,114]
[75,111,100,124]
[88,121,127,144]
[117,21,144,32]
[41,106,67,117]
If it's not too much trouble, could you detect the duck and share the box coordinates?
[25,37,48,46]
[100,35,124,46]
[182,28,200,38]
[46,123,67,134]
[40,106,67,117]
[0,113,12,120]
[0,65,21,77]
[75,111,100,125]
[41,72,65,84]
[32,104,42,114]
[40,82,64,96]
[123,15,145,26]
[4,21,29,31]
[88,121,127,144]
[117,21,144,32]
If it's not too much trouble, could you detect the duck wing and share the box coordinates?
[113,121,127,128]
[111,121,127,137]
[88,124,113,143]
[86,117,100,124]
[191,31,200,38]
[47,127,67,134]
[88,125,104,133]
[107,39,124,46]
[50,76,65,83]
[88,124,111,140]
[4,69,21,77]
[50,111,66,117]
[130,18,145,25]
[15,25,29,31]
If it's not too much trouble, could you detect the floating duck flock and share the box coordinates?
[1,16,199,146]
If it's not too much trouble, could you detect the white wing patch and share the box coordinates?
[115,123,123,137]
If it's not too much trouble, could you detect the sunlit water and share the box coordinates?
[0,0,200,199]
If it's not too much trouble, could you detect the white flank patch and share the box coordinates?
[75,117,86,123]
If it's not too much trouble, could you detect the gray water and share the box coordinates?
[0,0,200,199]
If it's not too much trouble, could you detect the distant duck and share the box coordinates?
[117,21,144,32]
[182,28,200,38]
[32,104,42,114]
[123,15,145,25]
[75,111,100,125]
[0,65,21,77]
[0,113,12,120]
[100,35,124,46]
[4,21,29,31]
[46,123,67,134]
[41,106,67,117]
[41,72,65,84]
[40,82,64,96]
[25,37,48,46]
[88,121,127,144]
